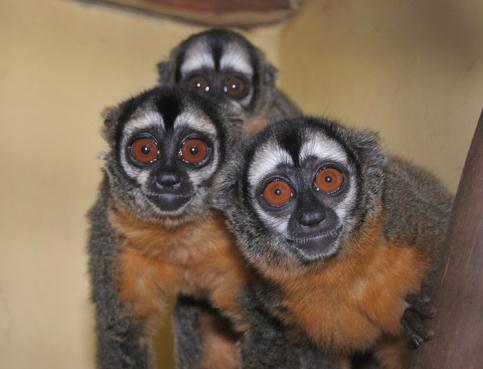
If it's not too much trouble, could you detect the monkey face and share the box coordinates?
[103,87,239,222]
[232,118,385,265]
[158,29,276,117]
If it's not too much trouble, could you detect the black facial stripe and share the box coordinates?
[155,93,181,133]
[278,127,302,167]
[174,48,185,83]
[210,38,223,72]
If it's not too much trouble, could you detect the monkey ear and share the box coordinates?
[262,62,277,88]
[345,128,386,176]
[100,105,120,143]
[347,128,386,211]
[101,106,116,122]
[157,60,175,84]
[349,129,385,168]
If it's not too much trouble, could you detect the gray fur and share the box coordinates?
[87,178,154,369]
[264,89,302,121]
[172,297,204,369]
[237,277,344,369]
[240,300,342,369]
[382,156,453,260]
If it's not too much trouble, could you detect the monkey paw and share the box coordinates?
[401,293,436,349]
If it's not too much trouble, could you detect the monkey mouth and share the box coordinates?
[146,192,194,213]
[286,226,343,261]
[288,226,343,243]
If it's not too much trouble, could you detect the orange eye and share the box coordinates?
[129,137,159,164]
[180,138,210,165]
[187,75,211,96]
[223,76,248,99]
[314,167,344,193]
[262,179,293,207]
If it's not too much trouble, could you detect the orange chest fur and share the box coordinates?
[108,205,249,325]
[272,223,429,352]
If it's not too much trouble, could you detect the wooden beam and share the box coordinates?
[98,0,303,27]
[410,110,483,369]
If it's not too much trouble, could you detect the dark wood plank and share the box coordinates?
[411,109,483,369]
[99,0,303,27]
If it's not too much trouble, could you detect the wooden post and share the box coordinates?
[410,110,483,369]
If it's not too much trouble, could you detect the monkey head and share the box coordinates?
[226,117,386,267]
[158,29,277,118]
[102,86,242,223]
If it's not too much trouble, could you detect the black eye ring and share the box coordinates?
[258,176,296,210]
[313,163,347,195]
[223,74,250,100]
[126,133,160,167]
[178,134,213,168]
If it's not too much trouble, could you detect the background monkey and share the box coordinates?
[220,117,452,369]
[157,28,301,134]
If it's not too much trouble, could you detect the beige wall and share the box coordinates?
[0,0,481,369]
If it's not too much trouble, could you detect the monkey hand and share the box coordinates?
[401,292,436,349]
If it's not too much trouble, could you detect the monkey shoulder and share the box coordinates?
[262,89,302,122]
[381,156,453,258]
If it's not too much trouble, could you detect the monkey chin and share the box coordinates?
[286,225,343,263]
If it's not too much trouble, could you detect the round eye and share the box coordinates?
[314,167,344,194]
[187,75,211,96]
[223,76,248,99]
[180,138,210,165]
[129,137,159,164]
[262,179,293,207]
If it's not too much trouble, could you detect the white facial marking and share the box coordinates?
[173,110,217,137]
[299,130,356,221]
[253,202,290,234]
[299,133,348,164]
[248,140,294,236]
[220,43,253,77]
[174,110,219,187]
[248,141,293,188]
[122,111,164,138]
[335,175,357,220]
[180,40,214,76]
[120,111,164,186]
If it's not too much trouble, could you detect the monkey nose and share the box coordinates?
[156,172,181,190]
[299,209,325,227]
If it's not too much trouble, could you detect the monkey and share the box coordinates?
[218,117,453,369]
[157,28,301,135]
[87,86,252,369]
